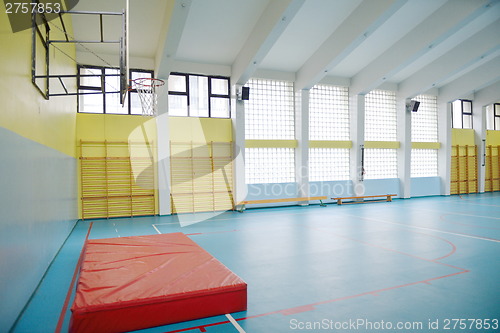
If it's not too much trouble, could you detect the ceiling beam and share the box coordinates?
[399,18,500,98]
[155,0,192,79]
[474,80,500,106]
[438,55,500,103]
[231,0,305,86]
[295,0,407,91]
[350,0,491,95]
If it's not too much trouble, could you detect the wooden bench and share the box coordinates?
[238,196,327,212]
[332,194,397,205]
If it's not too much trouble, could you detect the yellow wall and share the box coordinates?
[76,113,158,217]
[451,128,475,146]
[169,117,233,142]
[486,130,500,146]
[0,9,77,157]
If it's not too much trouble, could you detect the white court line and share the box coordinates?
[152,224,162,234]
[225,314,246,333]
[416,207,500,220]
[344,214,500,243]
[153,222,182,226]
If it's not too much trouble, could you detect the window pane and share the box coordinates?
[364,148,397,179]
[245,78,294,140]
[412,95,438,142]
[452,100,462,128]
[131,71,152,81]
[210,97,230,118]
[189,75,209,117]
[245,148,295,184]
[168,95,188,116]
[309,148,349,181]
[495,103,500,116]
[462,100,472,114]
[130,93,143,115]
[411,149,438,177]
[106,93,128,114]
[79,91,103,113]
[168,74,187,92]
[365,90,397,141]
[79,67,102,88]
[309,84,349,140]
[211,78,229,95]
[495,117,500,130]
[463,114,472,129]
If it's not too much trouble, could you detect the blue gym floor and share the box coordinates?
[12,193,500,333]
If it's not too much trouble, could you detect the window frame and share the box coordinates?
[494,103,500,130]
[77,65,154,115]
[168,72,231,118]
[451,99,473,129]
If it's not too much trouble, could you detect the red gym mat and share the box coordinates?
[69,233,247,333]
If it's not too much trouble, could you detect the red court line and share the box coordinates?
[55,222,93,333]
[164,225,469,333]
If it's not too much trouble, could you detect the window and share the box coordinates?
[451,99,473,129]
[411,149,438,177]
[309,148,350,181]
[78,65,152,115]
[364,149,397,179]
[412,95,438,142]
[486,103,500,130]
[309,84,349,140]
[167,73,230,118]
[244,78,294,140]
[364,90,398,179]
[245,148,295,184]
[365,90,397,141]
[244,78,295,184]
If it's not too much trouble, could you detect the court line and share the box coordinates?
[417,207,500,220]
[152,224,162,234]
[344,213,500,243]
[226,313,247,333]
[55,222,93,333]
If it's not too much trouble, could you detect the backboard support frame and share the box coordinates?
[31,6,129,105]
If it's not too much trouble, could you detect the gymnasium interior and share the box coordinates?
[1,0,499,332]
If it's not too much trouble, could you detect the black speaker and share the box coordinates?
[241,87,250,100]
[409,100,420,112]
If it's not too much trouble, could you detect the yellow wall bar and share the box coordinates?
[309,140,352,148]
[245,139,298,148]
[411,142,441,149]
[364,141,400,149]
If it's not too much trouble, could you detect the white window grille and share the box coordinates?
[309,148,350,181]
[309,85,349,140]
[411,149,438,177]
[245,148,295,184]
[365,90,397,141]
[364,148,397,179]
[412,95,438,142]
[244,79,294,140]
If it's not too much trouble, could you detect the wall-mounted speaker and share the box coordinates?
[241,87,250,100]
[238,87,250,101]
[408,100,420,112]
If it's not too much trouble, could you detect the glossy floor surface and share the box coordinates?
[13,193,500,332]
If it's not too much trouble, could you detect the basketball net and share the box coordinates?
[130,78,165,117]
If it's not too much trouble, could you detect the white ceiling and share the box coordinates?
[70,0,500,102]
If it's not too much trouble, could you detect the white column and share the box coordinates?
[474,103,486,193]
[232,84,247,204]
[438,100,451,195]
[350,94,365,195]
[397,97,411,198]
[156,81,171,215]
[295,89,309,199]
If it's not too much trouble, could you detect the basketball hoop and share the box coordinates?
[130,78,165,117]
